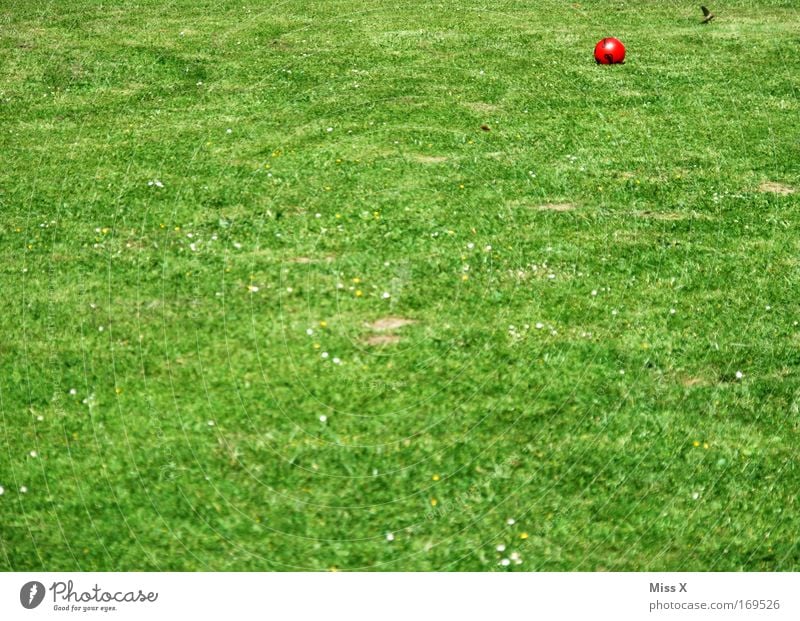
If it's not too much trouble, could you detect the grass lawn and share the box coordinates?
[1,0,799,571]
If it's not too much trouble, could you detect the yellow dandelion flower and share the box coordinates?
[352,277,361,284]
[432,474,440,481]
[355,290,363,297]
[313,343,321,349]
[520,532,529,540]
[430,498,438,507]
[693,441,700,447]
[703,443,709,449]
[114,387,123,395]
[461,274,469,281]
[319,321,327,328]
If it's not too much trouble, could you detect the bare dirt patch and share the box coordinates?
[634,210,687,221]
[365,334,402,346]
[538,203,577,212]
[366,316,416,331]
[413,155,448,164]
[759,181,795,195]
[288,255,335,264]
[681,377,707,388]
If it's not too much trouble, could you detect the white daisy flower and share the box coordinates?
[0,486,4,496]
[496,544,506,552]
[499,558,510,566]
[247,285,259,293]
[207,420,215,427]
[306,328,314,336]
[735,370,744,380]
[20,486,28,494]
[386,532,395,542]
[319,415,327,423]
[506,518,515,525]
[382,292,391,299]
[29,451,37,458]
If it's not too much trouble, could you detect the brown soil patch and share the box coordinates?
[634,210,687,221]
[365,334,402,346]
[366,316,416,331]
[538,203,577,212]
[681,377,707,388]
[759,181,795,195]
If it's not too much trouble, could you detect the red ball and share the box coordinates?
[594,37,626,64]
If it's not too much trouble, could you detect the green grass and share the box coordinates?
[1,0,799,571]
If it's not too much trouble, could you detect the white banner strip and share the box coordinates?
[1,573,797,620]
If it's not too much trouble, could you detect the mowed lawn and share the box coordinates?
[1,0,799,571]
